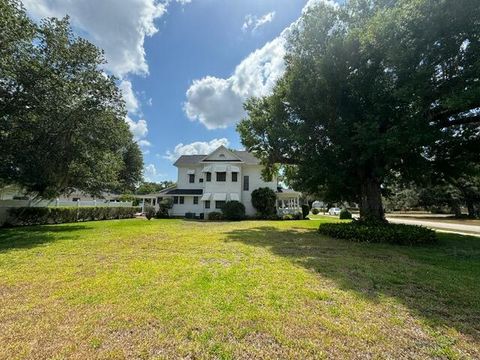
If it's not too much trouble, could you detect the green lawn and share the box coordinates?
[0,218,479,359]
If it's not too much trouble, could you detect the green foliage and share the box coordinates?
[311,208,320,215]
[251,187,277,217]
[156,198,173,219]
[6,206,140,226]
[0,0,143,198]
[238,0,480,222]
[208,212,223,221]
[339,209,352,220]
[136,181,175,195]
[221,201,246,221]
[301,204,310,219]
[145,206,155,220]
[282,213,303,221]
[318,222,437,246]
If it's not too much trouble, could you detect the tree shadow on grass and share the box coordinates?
[224,226,480,341]
[0,224,93,252]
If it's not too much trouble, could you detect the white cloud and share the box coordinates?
[138,139,152,147]
[119,80,140,114]
[143,164,165,182]
[164,138,230,161]
[23,0,168,78]
[184,0,336,130]
[242,11,276,33]
[126,117,148,140]
[184,37,286,129]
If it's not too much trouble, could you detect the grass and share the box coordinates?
[0,218,479,359]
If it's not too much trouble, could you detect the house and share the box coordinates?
[137,145,301,217]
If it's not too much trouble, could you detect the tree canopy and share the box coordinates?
[238,0,480,222]
[0,0,143,198]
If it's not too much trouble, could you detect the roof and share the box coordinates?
[165,189,203,195]
[173,149,261,167]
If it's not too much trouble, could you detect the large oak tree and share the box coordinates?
[238,0,480,222]
[0,0,143,198]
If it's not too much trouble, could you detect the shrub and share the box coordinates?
[301,204,310,219]
[221,201,246,221]
[312,208,320,215]
[6,207,140,227]
[156,198,173,219]
[208,211,223,221]
[318,222,437,246]
[282,214,293,220]
[145,206,155,220]
[339,209,352,220]
[251,187,277,217]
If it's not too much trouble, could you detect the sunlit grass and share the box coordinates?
[0,218,479,358]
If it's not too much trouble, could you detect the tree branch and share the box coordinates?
[438,115,480,128]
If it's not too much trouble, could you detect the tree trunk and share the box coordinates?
[359,175,386,223]
[466,199,478,218]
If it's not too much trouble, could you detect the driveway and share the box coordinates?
[387,217,480,236]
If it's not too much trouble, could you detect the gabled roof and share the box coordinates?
[173,146,261,167]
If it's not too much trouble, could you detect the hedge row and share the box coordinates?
[6,206,141,227]
[318,222,437,245]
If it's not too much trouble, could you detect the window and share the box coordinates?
[232,172,238,182]
[180,196,185,204]
[206,172,211,182]
[215,201,226,209]
[193,196,199,205]
[173,196,179,204]
[216,172,226,182]
[199,178,204,183]
[72,198,80,202]
[243,176,249,191]
[189,174,195,183]
[205,200,210,209]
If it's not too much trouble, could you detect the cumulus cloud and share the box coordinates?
[164,138,230,161]
[126,117,148,140]
[23,0,167,78]
[119,80,140,114]
[242,11,276,33]
[184,0,336,130]
[143,164,165,182]
[184,37,286,129]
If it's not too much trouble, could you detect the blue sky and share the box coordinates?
[23,0,319,181]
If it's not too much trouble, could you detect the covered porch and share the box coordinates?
[276,189,302,216]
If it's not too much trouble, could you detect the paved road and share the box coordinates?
[387,217,480,236]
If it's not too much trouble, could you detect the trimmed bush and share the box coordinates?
[318,222,437,245]
[301,204,310,219]
[6,206,140,227]
[145,206,155,220]
[251,187,277,217]
[221,201,246,221]
[339,209,352,220]
[311,208,320,215]
[208,211,223,221]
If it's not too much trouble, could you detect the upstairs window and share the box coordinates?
[216,172,226,182]
[232,172,238,182]
[206,172,211,182]
[243,176,249,191]
[189,174,195,183]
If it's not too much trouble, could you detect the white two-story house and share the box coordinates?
[138,145,301,218]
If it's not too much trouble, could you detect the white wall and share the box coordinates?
[173,162,277,217]
[242,165,277,216]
